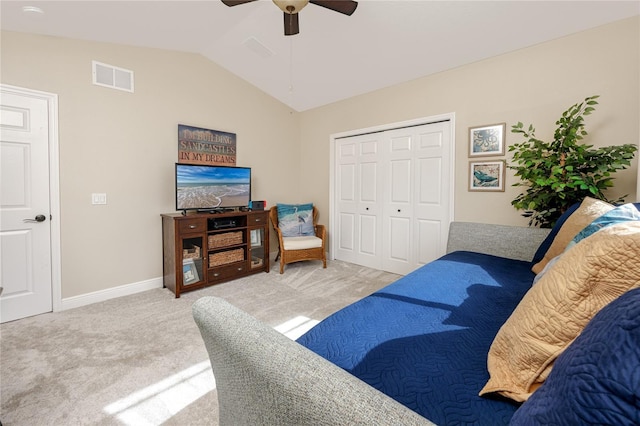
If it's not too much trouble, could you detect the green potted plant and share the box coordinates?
[509,95,637,228]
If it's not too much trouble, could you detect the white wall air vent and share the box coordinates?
[92,61,134,93]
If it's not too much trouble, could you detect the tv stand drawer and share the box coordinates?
[178,218,206,234]
[248,213,266,225]
[208,262,248,282]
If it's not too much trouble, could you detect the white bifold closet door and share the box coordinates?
[335,120,452,276]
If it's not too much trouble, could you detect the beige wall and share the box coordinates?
[2,16,638,300]
[1,31,301,298]
[299,16,639,227]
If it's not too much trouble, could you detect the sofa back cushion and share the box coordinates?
[566,202,640,250]
[480,221,640,402]
[531,197,613,274]
[532,200,640,268]
[531,202,581,264]
[509,287,640,425]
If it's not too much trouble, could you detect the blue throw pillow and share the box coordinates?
[565,203,640,251]
[510,287,640,426]
[531,202,640,263]
[531,202,581,264]
[277,203,315,237]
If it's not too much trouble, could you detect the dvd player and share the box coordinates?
[212,218,237,229]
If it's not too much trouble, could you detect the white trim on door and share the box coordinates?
[329,113,456,262]
[1,84,62,313]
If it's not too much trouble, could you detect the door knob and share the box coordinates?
[24,214,47,223]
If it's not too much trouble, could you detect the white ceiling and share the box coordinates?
[2,1,639,111]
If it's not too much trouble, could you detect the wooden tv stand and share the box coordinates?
[161,210,270,298]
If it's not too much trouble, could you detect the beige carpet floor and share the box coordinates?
[1,259,399,426]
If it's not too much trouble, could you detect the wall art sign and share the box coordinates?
[469,123,505,157]
[469,160,505,192]
[178,124,236,166]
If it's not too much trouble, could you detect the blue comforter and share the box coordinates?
[297,251,534,425]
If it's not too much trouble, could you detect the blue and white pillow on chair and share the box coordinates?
[277,203,315,237]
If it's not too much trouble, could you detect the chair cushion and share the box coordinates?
[277,203,315,237]
[283,236,322,250]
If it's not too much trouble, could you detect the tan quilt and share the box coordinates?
[480,221,640,402]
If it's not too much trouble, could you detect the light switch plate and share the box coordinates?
[92,193,107,205]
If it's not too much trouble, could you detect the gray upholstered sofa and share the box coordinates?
[194,195,640,425]
[192,222,551,425]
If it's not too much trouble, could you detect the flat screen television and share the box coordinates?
[175,163,251,212]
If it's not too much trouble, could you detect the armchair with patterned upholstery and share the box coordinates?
[269,205,327,274]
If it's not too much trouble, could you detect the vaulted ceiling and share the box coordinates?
[2,1,638,111]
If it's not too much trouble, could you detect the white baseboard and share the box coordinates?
[60,277,164,311]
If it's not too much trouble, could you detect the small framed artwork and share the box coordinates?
[250,229,262,247]
[469,160,505,192]
[183,258,200,285]
[469,123,506,157]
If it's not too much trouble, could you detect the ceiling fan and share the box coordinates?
[221,0,358,36]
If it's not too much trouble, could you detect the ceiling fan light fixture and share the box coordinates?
[273,0,309,14]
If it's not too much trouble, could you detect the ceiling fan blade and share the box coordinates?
[221,0,258,6]
[284,12,299,36]
[310,0,357,16]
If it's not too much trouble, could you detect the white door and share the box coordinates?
[409,121,451,270]
[382,129,415,274]
[335,133,384,269]
[333,118,453,276]
[1,86,54,323]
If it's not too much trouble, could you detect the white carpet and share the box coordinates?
[0,260,399,425]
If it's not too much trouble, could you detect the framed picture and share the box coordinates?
[469,160,505,192]
[469,123,505,157]
[250,229,262,247]
[183,258,200,285]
